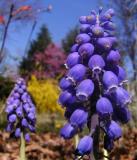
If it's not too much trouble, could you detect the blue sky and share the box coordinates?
[6,0,102,57]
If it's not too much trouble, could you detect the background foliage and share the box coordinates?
[27,75,63,114]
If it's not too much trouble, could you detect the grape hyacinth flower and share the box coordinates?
[5,78,36,159]
[59,7,132,159]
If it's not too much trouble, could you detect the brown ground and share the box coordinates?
[0,128,136,160]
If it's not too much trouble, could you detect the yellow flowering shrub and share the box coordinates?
[27,76,63,114]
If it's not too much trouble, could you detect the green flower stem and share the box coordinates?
[103,149,108,160]
[75,134,79,148]
[20,132,26,160]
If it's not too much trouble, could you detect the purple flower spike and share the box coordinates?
[78,43,94,58]
[58,90,76,106]
[103,71,118,91]
[58,8,132,157]
[96,97,113,116]
[106,121,122,140]
[67,64,86,84]
[70,108,88,128]
[91,25,104,37]
[76,136,93,156]
[75,33,91,44]
[107,50,121,64]
[66,52,81,68]
[60,123,77,139]
[88,55,105,73]
[71,44,79,52]
[59,77,72,90]
[76,79,94,101]
[5,78,36,141]
[80,24,90,33]
[104,135,114,151]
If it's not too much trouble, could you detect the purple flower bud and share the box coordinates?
[6,97,14,105]
[102,21,116,31]
[88,55,105,73]
[76,79,94,101]
[66,52,81,68]
[21,118,28,127]
[15,128,21,138]
[60,123,77,139]
[27,112,36,121]
[58,90,76,106]
[106,121,122,140]
[64,105,81,119]
[86,15,96,24]
[16,107,23,118]
[79,16,87,24]
[25,133,30,142]
[14,92,20,99]
[104,135,114,151]
[21,84,26,90]
[76,136,93,156]
[97,37,113,51]
[114,107,131,124]
[78,43,94,58]
[103,71,118,91]
[21,92,28,102]
[13,99,20,108]
[112,87,131,106]
[23,103,30,113]
[106,8,115,16]
[6,123,13,132]
[76,34,91,44]
[28,124,35,132]
[18,88,24,94]
[70,109,88,128]
[96,97,113,116]
[5,104,14,114]
[100,13,112,22]
[67,64,86,84]
[80,24,90,33]
[107,50,121,64]
[14,85,20,92]
[71,44,79,52]
[59,77,72,90]
[9,114,17,123]
[108,37,117,44]
[117,66,127,84]
[91,25,104,37]
[29,107,36,114]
